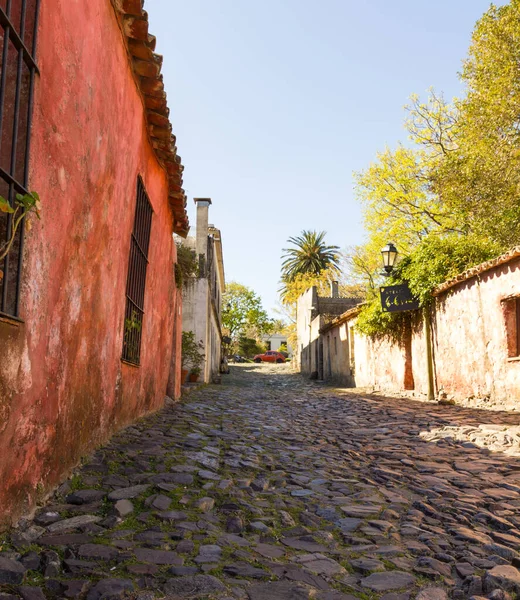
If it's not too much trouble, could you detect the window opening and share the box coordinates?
[122,177,153,365]
[0,0,41,316]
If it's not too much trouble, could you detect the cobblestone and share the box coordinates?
[3,363,520,598]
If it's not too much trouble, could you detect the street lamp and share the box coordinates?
[381,242,398,276]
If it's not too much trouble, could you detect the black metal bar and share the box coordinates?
[0,22,10,156]
[31,0,40,58]
[0,7,39,73]
[19,0,27,42]
[10,49,24,178]
[1,182,13,311]
[130,232,149,264]
[0,165,27,191]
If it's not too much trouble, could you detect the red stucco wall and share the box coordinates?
[0,0,181,527]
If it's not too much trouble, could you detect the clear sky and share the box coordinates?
[147,0,503,316]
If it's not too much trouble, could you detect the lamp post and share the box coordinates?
[380,242,435,401]
[381,242,398,276]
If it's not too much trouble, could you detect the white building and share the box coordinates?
[262,333,293,357]
[180,198,225,383]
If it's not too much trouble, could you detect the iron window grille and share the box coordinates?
[0,0,41,317]
[122,177,153,365]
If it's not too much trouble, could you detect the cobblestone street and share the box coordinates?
[4,365,520,599]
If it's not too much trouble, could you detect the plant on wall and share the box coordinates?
[123,309,142,363]
[181,330,204,373]
[175,242,198,288]
[0,191,41,281]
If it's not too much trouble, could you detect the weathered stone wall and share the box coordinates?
[330,257,520,410]
[433,258,520,407]
[0,0,182,528]
[321,322,354,386]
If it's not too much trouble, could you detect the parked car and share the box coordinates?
[253,351,287,364]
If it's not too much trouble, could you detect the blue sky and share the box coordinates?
[148,0,503,315]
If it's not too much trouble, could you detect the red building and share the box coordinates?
[0,0,189,527]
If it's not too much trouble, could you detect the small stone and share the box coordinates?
[62,580,91,598]
[163,575,226,597]
[156,510,187,521]
[250,521,270,532]
[20,552,40,571]
[107,484,150,501]
[78,544,118,561]
[361,571,416,592]
[66,490,106,505]
[195,497,215,512]
[126,564,159,575]
[151,494,172,511]
[456,562,475,578]
[18,588,46,600]
[134,548,183,565]
[194,545,222,564]
[485,565,520,595]
[46,515,102,533]
[224,562,268,578]
[170,566,199,576]
[279,511,296,527]
[254,543,285,559]
[416,588,447,600]
[293,553,346,576]
[0,557,26,584]
[86,578,134,600]
[351,558,385,573]
[226,516,244,533]
[340,504,381,518]
[247,581,316,599]
[198,470,220,481]
[176,540,195,554]
[113,499,134,517]
[291,489,314,497]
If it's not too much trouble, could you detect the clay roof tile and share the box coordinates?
[111,0,189,235]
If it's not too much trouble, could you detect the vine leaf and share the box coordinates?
[0,197,14,214]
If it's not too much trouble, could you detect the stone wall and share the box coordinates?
[327,254,520,410]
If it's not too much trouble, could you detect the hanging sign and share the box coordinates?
[380,284,420,313]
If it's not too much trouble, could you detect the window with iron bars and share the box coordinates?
[122,177,153,365]
[0,0,41,317]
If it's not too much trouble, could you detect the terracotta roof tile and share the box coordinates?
[110,0,189,236]
[433,246,520,296]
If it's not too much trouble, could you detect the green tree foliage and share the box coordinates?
[353,1,520,337]
[238,335,266,358]
[356,234,500,338]
[222,282,273,343]
[281,230,340,284]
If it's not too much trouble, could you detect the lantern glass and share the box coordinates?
[381,243,398,273]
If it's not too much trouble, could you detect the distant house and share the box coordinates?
[296,282,360,381]
[180,199,225,383]
[0,0,189,527]
[263,333,293,357]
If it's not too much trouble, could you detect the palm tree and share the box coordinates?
[280,230,340,283]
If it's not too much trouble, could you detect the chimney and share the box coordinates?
[193,198,212,257]
[330,280,339,298]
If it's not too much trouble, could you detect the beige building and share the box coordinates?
[296,282,360,380]
[180,199,225,383]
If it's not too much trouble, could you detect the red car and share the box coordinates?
[253,351,287,364]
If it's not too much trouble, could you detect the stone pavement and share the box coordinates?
[3,365,520,600]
